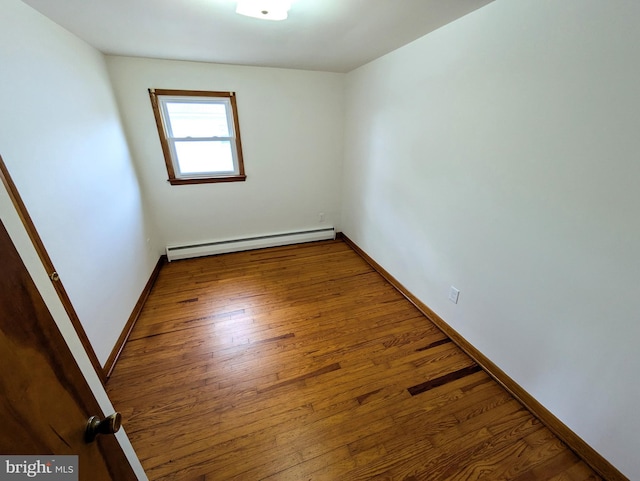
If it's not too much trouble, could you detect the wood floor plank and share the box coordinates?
[107,240,602,480]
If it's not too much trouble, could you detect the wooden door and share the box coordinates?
[0,218,138,481]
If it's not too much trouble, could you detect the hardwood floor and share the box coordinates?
[107,240,600,480]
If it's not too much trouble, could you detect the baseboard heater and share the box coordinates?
[165,227,336,262]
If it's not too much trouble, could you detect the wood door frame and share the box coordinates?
[0,163,146,479]
[0,155,106,384]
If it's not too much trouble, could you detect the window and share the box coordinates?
[149,89,246,185]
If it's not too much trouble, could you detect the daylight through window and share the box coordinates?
[149,89,246,185]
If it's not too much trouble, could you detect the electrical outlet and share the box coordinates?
[449,286,460,304]
[319,212,325,223]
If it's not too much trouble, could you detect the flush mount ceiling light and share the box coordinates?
[236,0,292,21]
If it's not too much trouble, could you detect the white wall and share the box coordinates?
[342,0,640,478]
[105,56,344,247]
[0,0,158,365]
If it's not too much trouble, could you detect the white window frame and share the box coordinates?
[149,89,246,185]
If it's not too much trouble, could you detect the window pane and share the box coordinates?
[166,102,230,138]
[174,141,235,174]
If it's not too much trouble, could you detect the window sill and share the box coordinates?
[168,175,247,185]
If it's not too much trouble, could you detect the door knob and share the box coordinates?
[85,412,122,443]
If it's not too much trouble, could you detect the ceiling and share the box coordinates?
[22,0,494,73]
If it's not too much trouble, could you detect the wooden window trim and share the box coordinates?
[149,88,247,185]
